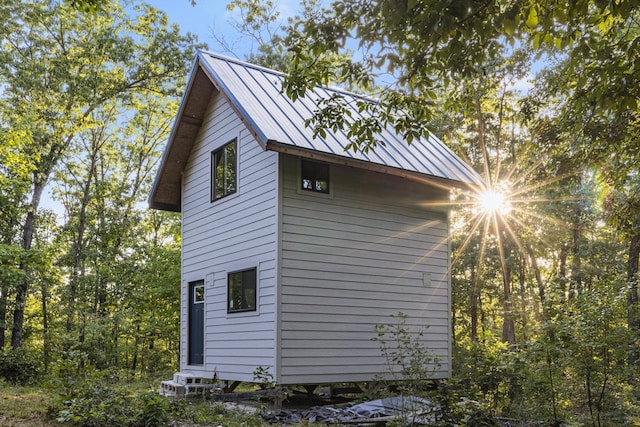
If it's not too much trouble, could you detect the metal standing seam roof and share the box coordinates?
[197,51,484,187]
[149,51,484,211]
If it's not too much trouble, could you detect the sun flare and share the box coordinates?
[477,189,511,215]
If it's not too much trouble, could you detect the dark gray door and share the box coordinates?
[188,280,204,365]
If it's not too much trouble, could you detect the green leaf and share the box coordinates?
[526,7,538,28]
[555,37,562,49]
[532,33,541,49]
[504,17,516,36]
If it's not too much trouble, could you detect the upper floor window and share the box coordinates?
[211,139,237,202]
[227,268,257,313]
[301,159,330,194]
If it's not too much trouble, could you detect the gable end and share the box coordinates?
[149,63,215,212]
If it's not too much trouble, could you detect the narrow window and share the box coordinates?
[301,159,330,193]
[194,283,205,303]
[211,139,237,202]
[227,268,257,313]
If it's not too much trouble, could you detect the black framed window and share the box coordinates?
[227,268,257,313]
[211,139,237,201]
[301,159,329,193]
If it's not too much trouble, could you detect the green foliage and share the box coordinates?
[5,382,271,427]
[131,391,171,427]
[0,0,191,373]
[252,365,292,409]
[557,281,632,426]
[66,0,108,13]
[0,0,199,351]
[427,382,499,427]
[373,312,440,395]
[55,387,173,427]
[452,275,640,425]
[50,352,174,426]
[0,244,27,287]
[453,338,508,409]
[252,365,274,388]
[0,347,43,385]
[280,0,639,163]
[373,313,498,425]
[170,399,269,427]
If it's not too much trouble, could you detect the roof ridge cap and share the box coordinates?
[198,50,285,77]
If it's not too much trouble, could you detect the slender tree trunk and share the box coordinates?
[569,192,584,299]
[470,267,479,342]
[556,241,568,304]
[0,236,13,349]
[498,230,516,345]
[11,276,28,349]
[132,324,141,371]
[0,283,7,349]
[518,259,528,342]
[527,243,557,345]
[11,178,47,349]
[571,223,583,297]
[501,261,517,345]
[528,245,546,306]
[41,280,50,370]
[10,133,69,349]
[66,208,87,333]
[66,143,99,333]
[627,225,640,370]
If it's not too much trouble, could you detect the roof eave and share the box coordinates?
[265,140,483,192]
[148,57,216,212]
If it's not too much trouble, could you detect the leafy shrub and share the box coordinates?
[55,383,130,426]
[131,391,170,426]
[0,347,43,385]
[373,314,498,426]
[54,383,173,426]
[372,312,440,395]
[49,352,172,426]
[424,381,498,427]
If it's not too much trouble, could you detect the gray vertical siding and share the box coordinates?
[180,92,279,381]
[278,154,451,384]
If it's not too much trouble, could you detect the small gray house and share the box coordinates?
[149,51,482,387]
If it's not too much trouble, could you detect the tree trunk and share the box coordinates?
[518,259,528,342]
[569,196,584,299]
[41,280,50,370]
[0,283,7,349]
[132,324,141,371]
[627,225,640,369]
[527,243,556,342]
[498,228,516,345]
[66,210,87,333]
[66,143,99,333]
[559,242,568,297]
[501,260,517,345]
[11,178,47,349]
[470,267,479,342]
